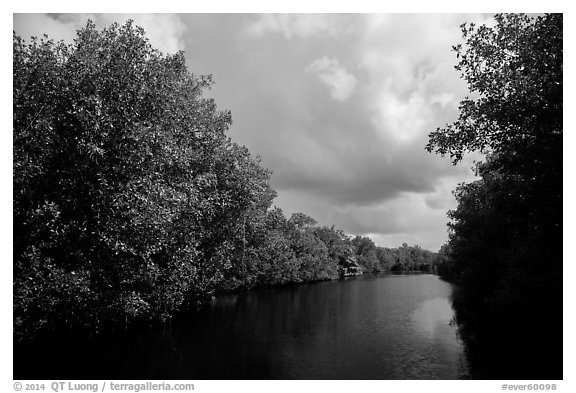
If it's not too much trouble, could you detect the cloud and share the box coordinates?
[13,13,186,54]
[13,14,79,43]
[246,14,354,39]
[275,189,453,251]
[357,14,494,145]
[430,92,455,108]
[12,13,494,250]
[305,56,357,102]
[236,14,493,249]
[372,90,430,143]
[113,14,186,54]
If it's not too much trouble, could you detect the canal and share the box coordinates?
[14,273,469,379]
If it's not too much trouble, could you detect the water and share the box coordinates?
[15,274,469,379]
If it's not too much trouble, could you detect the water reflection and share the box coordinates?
[14,274,469,379]
[412,297,455,337]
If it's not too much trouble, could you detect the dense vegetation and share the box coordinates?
[426,14,562,379]
[13,21,438,342]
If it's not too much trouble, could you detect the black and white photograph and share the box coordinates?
[9,4,566,388]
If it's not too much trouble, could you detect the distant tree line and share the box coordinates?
[351,237,438,273]
[426,14,562,378]
[13,21,438,341]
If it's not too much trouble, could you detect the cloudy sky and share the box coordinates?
[13,13,497,251]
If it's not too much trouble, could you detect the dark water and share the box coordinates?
[15,274,469,379]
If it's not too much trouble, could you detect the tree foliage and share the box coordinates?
[13,20,440,342]
[426,13,562,167]
[426,13,562,378]
[13,21,275,339]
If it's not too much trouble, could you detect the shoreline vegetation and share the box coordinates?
[13,21,440,343]
[14,13,562,380]
[426,14,562,379]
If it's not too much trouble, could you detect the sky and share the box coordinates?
[12,13,498,251]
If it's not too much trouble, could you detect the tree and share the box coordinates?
[314,226,353,263]
[426,13,562,378]
[426,14,562,167]
[427,12,562,285]
[13,21,274,339]
[288,212,318,230]
[352,236,379,272]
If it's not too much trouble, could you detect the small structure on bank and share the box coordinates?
[339,255,363,277]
